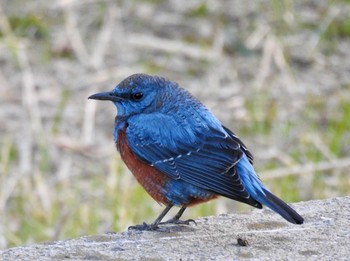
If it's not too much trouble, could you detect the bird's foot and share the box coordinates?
[128,222,159,231]
[128,218,196,231]
[160,218,196,226]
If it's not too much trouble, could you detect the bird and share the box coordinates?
[89,73,304,230]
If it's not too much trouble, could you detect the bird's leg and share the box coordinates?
[160,206,196,226]
[128,204,173,231]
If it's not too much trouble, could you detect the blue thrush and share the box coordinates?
[89,74,304,230]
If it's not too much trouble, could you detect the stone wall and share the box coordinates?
[1,197,349,260]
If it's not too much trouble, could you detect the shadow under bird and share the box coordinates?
[89,73,304,230]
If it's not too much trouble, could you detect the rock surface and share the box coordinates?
[1,197,349,260]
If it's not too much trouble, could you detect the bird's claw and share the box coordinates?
[160,218,197,226]
[128,222,159,231]
[128,218,197,231]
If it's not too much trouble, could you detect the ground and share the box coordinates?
[1,197,349,260]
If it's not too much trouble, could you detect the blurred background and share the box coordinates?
[0,0,349,249]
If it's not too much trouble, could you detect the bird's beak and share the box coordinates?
[88,91,122,102]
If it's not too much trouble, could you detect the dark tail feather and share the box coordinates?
[260,188,304,224]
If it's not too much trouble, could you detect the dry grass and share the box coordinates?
[0,0,349,249]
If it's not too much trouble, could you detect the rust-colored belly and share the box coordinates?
[117,126,218,208]
[117,128,169,204]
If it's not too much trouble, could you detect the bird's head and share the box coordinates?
[89,74,178,117]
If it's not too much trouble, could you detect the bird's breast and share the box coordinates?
[116,125,218,207]
[117,127,169,204]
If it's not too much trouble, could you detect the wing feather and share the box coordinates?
[126,114,261,207]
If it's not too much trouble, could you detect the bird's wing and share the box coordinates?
[222,126,254,165]
[126,113,260,206]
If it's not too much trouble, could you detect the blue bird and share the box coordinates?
[89,73,304,230]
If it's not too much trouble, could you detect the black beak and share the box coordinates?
[88,91,122,102]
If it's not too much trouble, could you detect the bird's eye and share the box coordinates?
[132,92,144,101]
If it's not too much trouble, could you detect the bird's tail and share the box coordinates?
[258,188,304,224]
[236,154,304,224]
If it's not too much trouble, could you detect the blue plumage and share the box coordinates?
[164,179,216,206]
[89,73,304,229]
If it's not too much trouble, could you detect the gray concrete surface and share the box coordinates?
[1,197,349,260]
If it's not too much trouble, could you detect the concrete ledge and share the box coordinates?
[1,197,349,260]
